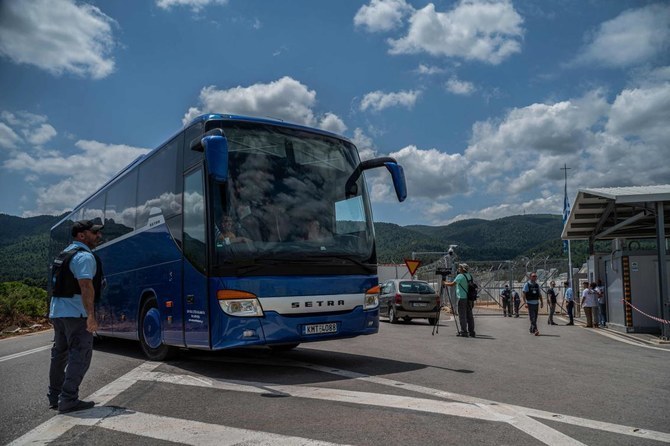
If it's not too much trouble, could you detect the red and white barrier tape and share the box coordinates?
[621,299,670,325]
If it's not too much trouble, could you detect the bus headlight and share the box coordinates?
[364,285,380,310]
[217,290,264,317]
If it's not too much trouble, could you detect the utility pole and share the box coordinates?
[561,164,573,290]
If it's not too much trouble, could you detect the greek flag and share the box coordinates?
[562,186,570,253]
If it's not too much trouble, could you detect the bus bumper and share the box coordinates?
[210,307,379,350]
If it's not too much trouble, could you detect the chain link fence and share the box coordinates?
[414,255,576,315]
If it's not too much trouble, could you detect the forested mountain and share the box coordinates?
[0,213,573,288]
[0,214,66,287]
[375,214,570,263]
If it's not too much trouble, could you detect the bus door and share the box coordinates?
[182,168,211,348]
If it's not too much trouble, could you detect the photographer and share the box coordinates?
[444,263,475,338]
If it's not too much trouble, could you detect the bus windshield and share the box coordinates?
[209,121,375,272]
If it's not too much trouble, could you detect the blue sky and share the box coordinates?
[1,0,669,226]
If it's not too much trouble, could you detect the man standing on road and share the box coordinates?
[581,281,599,328]
[522,272,543,335]
[564,281,575,325]
[47,220,104,414]
[444,263,475,338]
[500,284,512,317]
[546,281,558,326]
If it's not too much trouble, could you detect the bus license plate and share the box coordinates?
[303,323,338,335]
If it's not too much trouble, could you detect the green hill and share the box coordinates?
[0,214,66,288]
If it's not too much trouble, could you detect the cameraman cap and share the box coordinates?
[459,263,469,272]
[71,220,104,237]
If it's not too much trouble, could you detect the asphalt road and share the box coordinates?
[2,311,669,446]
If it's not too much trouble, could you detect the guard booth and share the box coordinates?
[562,186,670,338]
[589,249,670,333]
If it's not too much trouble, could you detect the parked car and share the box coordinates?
[378,279,441,325]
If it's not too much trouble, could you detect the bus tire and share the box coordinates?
[139,297,177,361]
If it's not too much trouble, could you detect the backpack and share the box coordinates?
[459,273,479,301]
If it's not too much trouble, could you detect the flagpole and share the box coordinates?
[561,164,573,289]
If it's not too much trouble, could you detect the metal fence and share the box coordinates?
[414,255,578,315]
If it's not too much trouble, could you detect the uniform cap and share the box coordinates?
[71,220,104,237]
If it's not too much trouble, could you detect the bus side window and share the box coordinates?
[183,168,206,272]
[136,138,180,229]
[82,194,106,239]
[184,122,204,169]
[104,170,137,243]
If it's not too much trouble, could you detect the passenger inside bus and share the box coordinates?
[215,216,251,246]
[304,219,331,243]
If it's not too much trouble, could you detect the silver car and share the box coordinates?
[378,279,441,325]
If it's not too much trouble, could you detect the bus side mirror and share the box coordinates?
[201,131,229,182]
[345,157,407,202]
[384,161,407,202]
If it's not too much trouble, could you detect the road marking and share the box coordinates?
[7,361,162,446]
[9,357,670,446]
[99,407,349,446]
[209,355,670,444]
[0,345,50,363]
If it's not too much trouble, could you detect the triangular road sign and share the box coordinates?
[404,258,421,276]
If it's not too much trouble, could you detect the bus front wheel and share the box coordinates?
[139,298,177,361]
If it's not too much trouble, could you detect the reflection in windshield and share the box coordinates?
[209,122,375,266]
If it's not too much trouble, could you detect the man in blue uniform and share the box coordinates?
[47,220,103,413]
[500,284,512,317]
[522,272,543,336]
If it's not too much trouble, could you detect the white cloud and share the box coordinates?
[183,77,347,131]
[0,123,22,150]
[415,64,447,75]
[0,110,59,151]
[2,111,49,127]
[0,0,116,79]
[318,113,347,135]
[156,0,228,12]
[467,90,609,165]
[354,0,414,32]
[360,89,421,112]
[446,77,476,95]
[571,3,670,68]
[607,82,670,144]
[4,140,149,215]
[351,128,377,161]
[390,145,467,199]
[445,195,560,224]
[388,0,524,65]
[460,81,670,201]
[25,124,57,146]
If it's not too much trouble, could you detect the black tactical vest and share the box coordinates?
[50,247,103,301]
[526,282,540,300]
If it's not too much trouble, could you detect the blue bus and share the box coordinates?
[49,114,406,359]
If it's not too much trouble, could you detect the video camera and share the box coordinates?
[435,267,452,278]
[435,245,458,279]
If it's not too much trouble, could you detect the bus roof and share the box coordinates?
[52,113,354,231]
[186,113,350,142]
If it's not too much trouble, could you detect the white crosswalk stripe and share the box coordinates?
[9,358,670,446]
